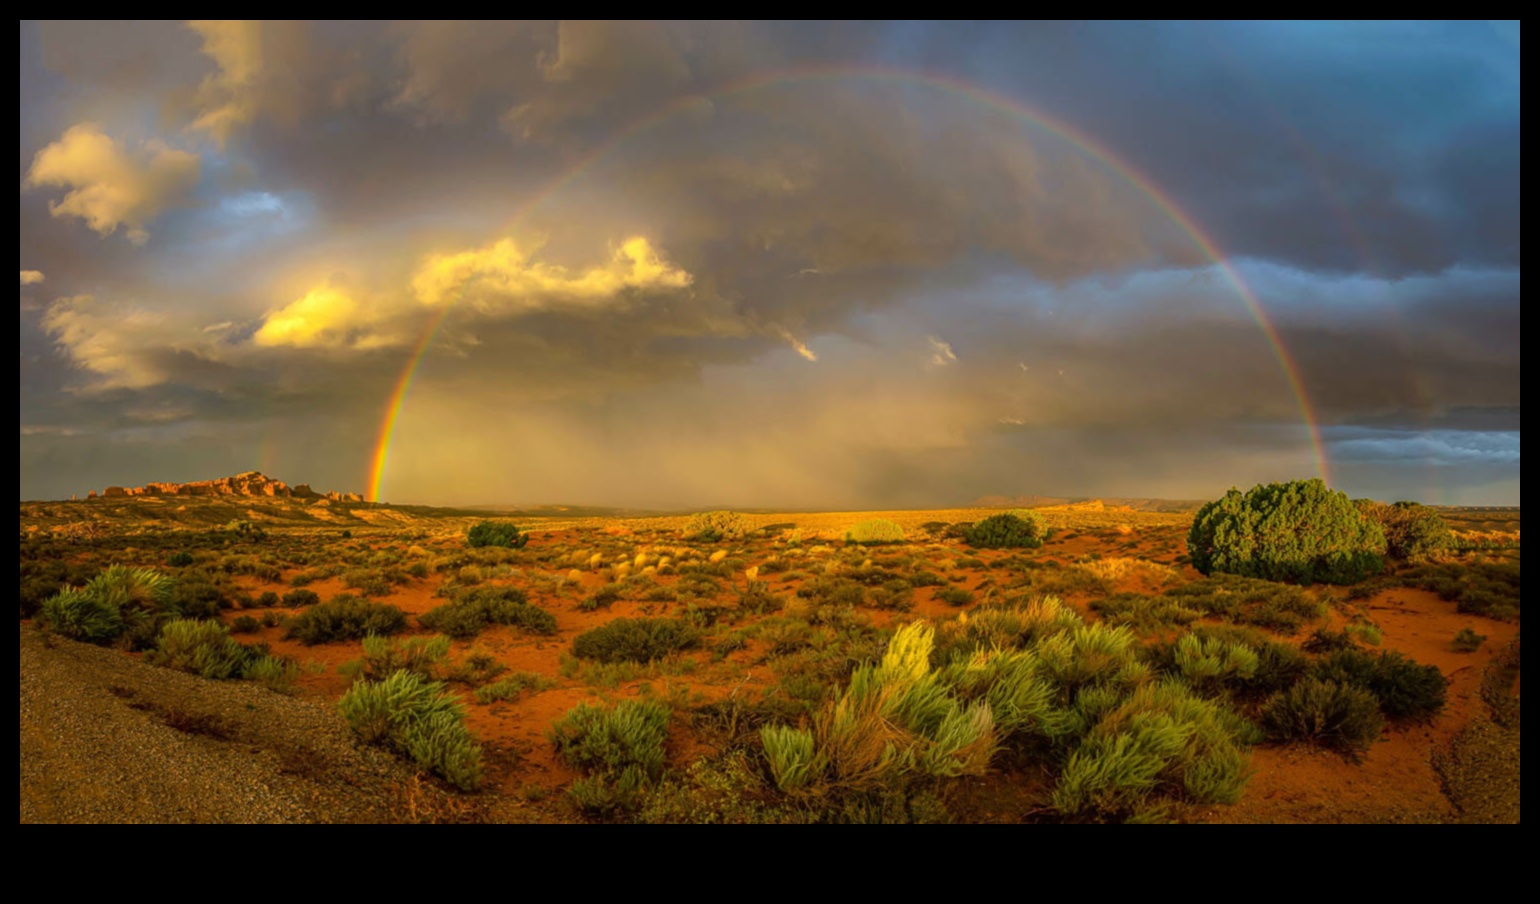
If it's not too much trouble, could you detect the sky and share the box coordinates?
[19,21,1521,508]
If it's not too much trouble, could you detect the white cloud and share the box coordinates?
[20,271,45,285]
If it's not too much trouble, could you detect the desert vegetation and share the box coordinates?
[16,488,1520,823]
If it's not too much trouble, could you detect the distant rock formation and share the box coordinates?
[91,471,363,503]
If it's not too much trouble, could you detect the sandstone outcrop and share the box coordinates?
[89,472,363,503]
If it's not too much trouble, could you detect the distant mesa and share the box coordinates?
[91,471,363,503]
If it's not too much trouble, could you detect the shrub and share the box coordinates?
[41,588,124,644]
[257,591,280,607]
[550,700,671,781]
[762,725,820,793]
[284,595,408,645]
[340,671,482,790]
[40,565,176,646]
[1355,500,1454,561]
[936,587,974,607]
[244,655,299,693]
[571,618,700,663]
[1315,649,1447,721]
[1452,627,1487,653]
[418,586,557,639]
[229,614,262,634]
[467,521,528,549]
[1170,633,1259,695]
[686,510,750,542]
[474,672,556,704]
[355,634,451,682]
[846,519,905,545]
[965,512,1048,549]
[281,589,320,608]
[146,618,259,680]
[1161,574,1328,634]
[1261,678,1383,756]
[1187,479,1386,584]
[168,551,195,568]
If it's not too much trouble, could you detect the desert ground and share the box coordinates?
[19,493,1520,823]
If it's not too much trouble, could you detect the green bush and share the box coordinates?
[418,586,557,639]
[965,512,1048,549]
[41,588,125,643]
[686,510,750,542]
[936,587,974,607]
[467,521,528,549]
[1314,649,1447,721]
[281,589,320,608]
[229,614,262,634]
[1355,500,1454,561]
[284,595,408,645]
[355,634,451,682]
[571,618,699,663]
[147,618,259,680]
[551,699,671,813]
[1187,479,1386,584]
[39,566,176,646]
[1261,678,1384,756]
[1161,574,1328,634]
[551,699,671,780]
[339,670,482,790]
[1452,627,1487,653]
[474,672,556,704]
[845,519,905,545]
[168,551,195,568]
[257,591,280,607]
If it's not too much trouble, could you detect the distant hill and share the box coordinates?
[971,495,1207,514]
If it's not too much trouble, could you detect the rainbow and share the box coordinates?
[367,63,1330,502]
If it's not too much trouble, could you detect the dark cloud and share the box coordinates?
[18,21,1520,505]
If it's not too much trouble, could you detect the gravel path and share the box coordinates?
[19,625,539,823]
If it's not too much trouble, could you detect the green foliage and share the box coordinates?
[936,587,974,607]
[284,595,408,645]
[1052,681,1256,820]
[41,587,124,643]
[467,521,528,549]
[845,519,906,545]
[281,589,320,608]
[1452,627,1487,653]
[761,725,819,793]
[965,512,1048,549]
[1090,593,1201,633]
[1170,633,1259,695]
[474,672,557,703]
[551,699,671,779]
[687,510,750,542]
[551,700,671,812]
[1262,678,1384,757]
[39,565,176,646]
[355,634,451,682]
[256,591,280,607]
[1314,649,1448,721]
[224,519,268,541]
[418,585,557,639]
[229,614,262,634]
[340,671,482,790]
[571,617,699,663]
[1187,479,1386,584]
[1161,574,1328,634]
[147,618,259,680]
[244,655,299,693]
[168,551,195,567]
[1355,500,1454,561]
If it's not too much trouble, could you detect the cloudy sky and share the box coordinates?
[19,21,1520,507]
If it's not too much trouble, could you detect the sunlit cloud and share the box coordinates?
[43,295,185,390]
[775,328,818,362]
[186,20,262,145]
[25,123,200,243]
[253,285,393,350]
[20,271,46,285]
[411,236,693,313]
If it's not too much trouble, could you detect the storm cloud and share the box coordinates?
[19,21,1520,506]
